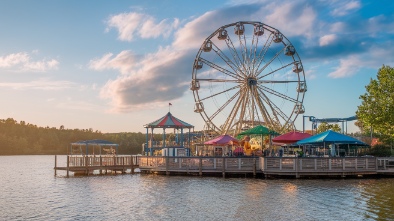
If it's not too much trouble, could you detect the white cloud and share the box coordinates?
[106,12,179,41]
[331,0,361,16]
[88,51,137,75]
[0,52,59,72]
[328,56,361,78]
[263,2,316,38]
[319,34,337,46]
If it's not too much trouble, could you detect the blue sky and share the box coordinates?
[0,0,393,133]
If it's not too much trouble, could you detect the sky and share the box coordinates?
[0,0,393,134]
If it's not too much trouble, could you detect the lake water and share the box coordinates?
[1,155,393,221]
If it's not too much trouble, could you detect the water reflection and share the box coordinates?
[0,156,393,220]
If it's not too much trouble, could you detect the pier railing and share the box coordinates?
[68,155,138,167]
[260,157,378,177]
[138,156,260,176]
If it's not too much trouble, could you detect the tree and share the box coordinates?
[317,122,341,133]
[356,65,394,143]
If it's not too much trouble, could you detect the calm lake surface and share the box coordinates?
[0,155,393,221]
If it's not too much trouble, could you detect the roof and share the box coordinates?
[238,125,278,136]
[204,135,239,146]
[297,130,367,145]
[272,131,312,144]
[144,112,194,129]
[71,139,119,146]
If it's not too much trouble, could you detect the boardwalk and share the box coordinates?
[54,155,139,177]
[138,156,261,177]
[138,156,394,178]
[54,155,394,178]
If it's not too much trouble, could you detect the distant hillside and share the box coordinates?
[0,118,158,155]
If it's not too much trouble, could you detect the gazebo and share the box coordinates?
[144,112,194,156]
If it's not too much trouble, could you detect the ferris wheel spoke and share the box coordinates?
[253,32,274,73]
[224,37,248,77]
[256,90,281,124]
[235,89,251,132]
[256,62,294,80]
[196,78,239,83]
[199,57,240,80]
[257,80,299,84]
[207,90,240,121]
[199,85,240,101]
[251,88,272,126]
[259,85,298,103]
[256,46,286,76]
[221,90,246,134]
[257,87,291,124]
[238,33,249,71]
[211,42,242,76]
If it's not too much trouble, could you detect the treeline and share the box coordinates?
[0,118,158,155]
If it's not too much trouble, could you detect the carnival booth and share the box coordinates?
[203,135,239,157]
[143,112,194,156]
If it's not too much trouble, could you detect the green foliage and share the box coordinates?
[357,65,394,143]
[365,144,392,157]
[0,118,153,155]
[317,122,341,133]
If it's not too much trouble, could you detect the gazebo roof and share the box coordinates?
[144,112,194,129]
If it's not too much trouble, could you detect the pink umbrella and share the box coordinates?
[272,131,312,144]
[204,135,239,146]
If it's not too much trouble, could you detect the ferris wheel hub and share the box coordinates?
[247,77,257,87]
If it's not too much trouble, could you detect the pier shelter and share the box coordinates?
[144,112,194,156]
[70,139,119,155]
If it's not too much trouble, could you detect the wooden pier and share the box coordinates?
[138,156,261,178]
[54,155,394,178]
[261,157,380,178]
[54,155,139,177]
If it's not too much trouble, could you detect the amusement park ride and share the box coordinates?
[190,21,307,136]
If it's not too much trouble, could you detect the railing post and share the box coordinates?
[253,158,256,177]
[299,159,302,171]
[85,155,89,176]
[199,157,202,176]
[366,158,368,169]
[343,158,346,170]
[99,156,103,175]
[314,158,317,170]
[166,156,170,175]
[355,158,357,170]
[54,155,57,176]
[66,155,69,178]
[131,155,135,174]
[222,158,226,178]
[279,158,282,170]
[329,158,332,170]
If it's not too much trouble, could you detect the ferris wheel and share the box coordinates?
[190,21,307,135]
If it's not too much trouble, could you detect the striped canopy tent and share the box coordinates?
[70,139,119,155]
[144,112,194,156]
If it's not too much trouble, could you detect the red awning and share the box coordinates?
[272,131,312,144]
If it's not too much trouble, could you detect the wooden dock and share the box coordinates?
[54,155,139,177]
[54,155,394,178]
[138,156,261,178]
[261,157,379,178]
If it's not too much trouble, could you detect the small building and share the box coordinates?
[143,112,194,156]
